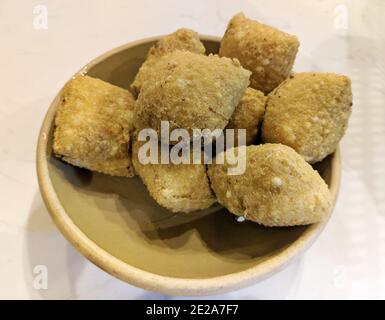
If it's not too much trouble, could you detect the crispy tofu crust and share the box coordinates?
[226,87,267,145]
[262,72,352,163]
[219,12,299,94]
[131,28,205,95]
[208,144,331,227]
[53,75,136,177]
[135,50,251,139]
[131,138,216,213]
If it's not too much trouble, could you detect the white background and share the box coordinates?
[0,0,384,299]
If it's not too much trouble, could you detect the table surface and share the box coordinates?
[1,0,384,299]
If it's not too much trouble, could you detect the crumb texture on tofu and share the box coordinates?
[131,138,216,213]
[226,87,266,145]
[262,72,352,163]
[131,28,205,95]
[220,12,299,94]
[135,50,251,138]
[53,75,136,177]
[208,144,331,226]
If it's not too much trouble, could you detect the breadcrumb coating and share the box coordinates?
[226,87,267,145]
[131,138,216,213]
[208,144,332,226]
[262,72,352,163]
[135,50,251,139]
[219,12,299,94]
[131,28,205,95]
[53,75,136,177]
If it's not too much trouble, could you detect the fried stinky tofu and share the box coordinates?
[208,144,332,227]
[53,75,136,177]
[226,87,266,145]
[262,72,352,163]
[219,13,299,94]
[135,50,251,139]
[131,138,216,213]
[131,28,205,95]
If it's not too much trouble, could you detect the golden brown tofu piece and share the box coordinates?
[135,50,251,139]
[208,144,331,227]
[220,12,299,94]
[226,87,266,145]
[262,72,352,163]
[131,28,205,95]
[131,138,216,213]
[53,75,136,177]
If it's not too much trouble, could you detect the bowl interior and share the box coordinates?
[46,39,334,279]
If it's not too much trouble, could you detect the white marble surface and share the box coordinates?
[0,0,384,299]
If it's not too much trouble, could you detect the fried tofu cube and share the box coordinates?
[226,87,267,145]
[262,72,352,163]
[208,144,332,226]
[220,12,299,94]
[131,138,216,213]
[131,28,205,95]
[135,50,251,139]
[53,75,136,177]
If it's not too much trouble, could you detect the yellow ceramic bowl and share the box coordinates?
[36,36,340,296]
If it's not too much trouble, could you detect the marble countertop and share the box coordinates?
[0,0,384,299]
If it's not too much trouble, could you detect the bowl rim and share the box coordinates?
[36,35,341,296]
